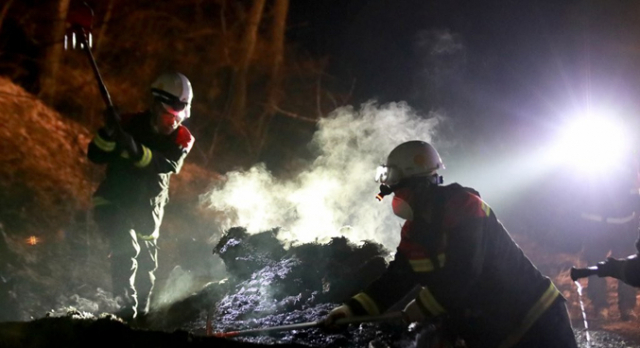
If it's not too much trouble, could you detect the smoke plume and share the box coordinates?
[201,102,445,250]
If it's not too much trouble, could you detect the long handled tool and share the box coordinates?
[211,311,404,338]
[64,1,114,109]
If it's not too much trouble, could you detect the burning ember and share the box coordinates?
[25,236,40,246]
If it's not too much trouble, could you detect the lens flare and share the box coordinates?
[551,115,630,173]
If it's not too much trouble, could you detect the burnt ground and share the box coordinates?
[2,227,640,348]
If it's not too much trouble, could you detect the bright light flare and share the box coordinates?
[550,115,630,173]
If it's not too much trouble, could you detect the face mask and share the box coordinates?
[392,196,414,221]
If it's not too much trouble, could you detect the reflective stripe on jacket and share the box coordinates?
[346,183,561,348]
[87,111,194,207]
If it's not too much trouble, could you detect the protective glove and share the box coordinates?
[597,257,625,279]
[323,305,352,327]
[402,298,427,323]
[114,128,142,161]
[103,106,121,137]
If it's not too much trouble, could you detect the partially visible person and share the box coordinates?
[571,153,639,320]
[324,141,578,348]
[590,252,640,288]
[87,72,195,322]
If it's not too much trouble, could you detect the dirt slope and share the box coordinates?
[0,77,95,235]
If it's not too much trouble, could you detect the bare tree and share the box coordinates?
[94,0,115,59]
[255,0,289,156]
[0,0,15,35]
[39,0,71,103]
[229,0,265,125]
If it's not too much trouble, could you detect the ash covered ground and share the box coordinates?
[2,226,640,348]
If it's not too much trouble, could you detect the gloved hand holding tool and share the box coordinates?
[401,298,428,323]
[66,2,143,159]
[571,257,627,281]
[323,304,353,327]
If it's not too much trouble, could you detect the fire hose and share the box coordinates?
[210,311,405,338]
[569,266,599,281]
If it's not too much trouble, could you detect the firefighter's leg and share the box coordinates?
[136,238,158,316]
[612,222,638,320]
[514,298,578,348]
[583,228,610,314]
[132,203,164,317]
[94,204,140,320]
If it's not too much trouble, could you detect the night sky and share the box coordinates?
[289,0,640,152]
[284,0,640,231]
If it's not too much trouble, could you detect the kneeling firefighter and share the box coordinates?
[324,141,577,348]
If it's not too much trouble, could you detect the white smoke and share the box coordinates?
[153,265,197,309]
[201,101,445,250]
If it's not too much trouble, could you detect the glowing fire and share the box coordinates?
[26,236,40,246]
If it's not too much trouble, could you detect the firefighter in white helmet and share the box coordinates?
[324,140,578,348]
[87,72,195,324]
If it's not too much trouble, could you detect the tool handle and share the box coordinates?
[75,27,113,108]
[570,266,599,281]
[334,311,404,325]
[211,312,405,338]
[212,320,320,338]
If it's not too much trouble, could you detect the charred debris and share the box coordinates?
[0,227,435,348]
[1,227,637,348]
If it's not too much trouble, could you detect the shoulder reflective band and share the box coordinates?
[93,133,116,152]
[580,212,636,224]
[409,254,446,272]
[352,293,381,316]
[134,145,152,168]
[481,201,491,217]
[498,282,560,348]
[606,212,636,224]
[417,286,446,317]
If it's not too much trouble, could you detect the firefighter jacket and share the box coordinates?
[621,254,640,287]
[87,110,194,210]
[345,183,561,348]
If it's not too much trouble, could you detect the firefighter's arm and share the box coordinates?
[119,126,194,174]
[401,286,448,322]
[343,251,418,316]
[598,254,640,288]
[419,195,487,312]
[87,107,126,164]
[87,128,119,164]
[622,255,640,287]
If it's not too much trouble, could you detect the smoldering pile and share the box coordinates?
[175,227,430,347]
[2,227,638,348]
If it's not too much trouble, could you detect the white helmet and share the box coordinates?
[151,72,193,119]
[375,140,444,186]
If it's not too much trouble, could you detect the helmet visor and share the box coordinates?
[375,165,402,185]
[375,165,389,183]
[152,88,190,117]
